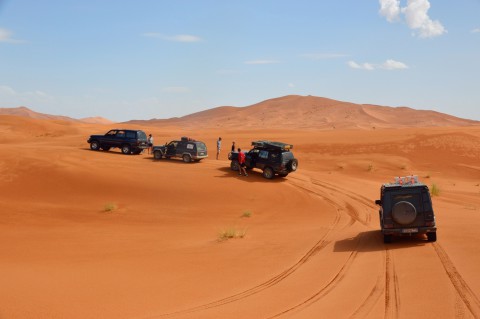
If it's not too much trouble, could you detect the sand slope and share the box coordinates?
[1,112,480,318]
[127,95,479,129]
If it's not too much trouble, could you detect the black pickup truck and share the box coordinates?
[87,129,149,155]
[229,141,298,179]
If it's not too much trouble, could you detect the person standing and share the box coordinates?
[238,148,248,177]
[147,134,154,154]
[216,137,222,160]
[231,141,236,152]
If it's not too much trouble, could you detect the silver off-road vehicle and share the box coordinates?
[375,176,437,243]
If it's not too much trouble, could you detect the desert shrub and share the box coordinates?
[104,202,117,212]
[218,227,246,241]
[431,184,440,196]
[241,210,252,218]
[367,164,374,172]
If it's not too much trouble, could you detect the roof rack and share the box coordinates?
[251,140,293,151]
[385,175,424,187]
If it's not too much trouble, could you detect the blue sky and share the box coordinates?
[0,0,479,122]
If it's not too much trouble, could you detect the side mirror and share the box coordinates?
[375,200,382,205]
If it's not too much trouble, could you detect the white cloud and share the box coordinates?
[0,85,17,95]
[244,60,279,65]
[402,0,446,38]
[0,28,24,43]
[300,53,349,60]
[379,0,401,22]
[0,85,53,106]
[348,61,375,71]
[348,59,408,71]
[142,32,202,42]
[381,59,409,70]
[162,86,190,93]
[379,0,446,38]
[288,83,295,88]
[472,28,480,33]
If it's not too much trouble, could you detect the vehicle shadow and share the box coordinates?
[214,167,288,183]
[80,148,145,156]
[142,157,203,165]
[333,230,432,253]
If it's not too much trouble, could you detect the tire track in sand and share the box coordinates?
[266,233,365,318]
[433,243,480,318]
[143,176,344,318]
[384,248,400,319]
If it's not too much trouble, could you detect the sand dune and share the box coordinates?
[0,106,113,124]
[127,95,479,129]
[1,106,480,318]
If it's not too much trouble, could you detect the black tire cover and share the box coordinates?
[392,201,417,225]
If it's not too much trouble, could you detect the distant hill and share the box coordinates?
[0,106,113,124]
[125,95,478,129]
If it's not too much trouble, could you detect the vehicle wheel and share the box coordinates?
[230,160,239,171]
[100,146,111,151]
[90,141,100,151]
[263,167,274,179]
[392,201,417,225]
[153,150,162,160]
[183,154,191,163]
[427,232,437,242]
[287,159,298,172]
[384,234,393,244]
[121,144,131,155]
[278,173,289,177]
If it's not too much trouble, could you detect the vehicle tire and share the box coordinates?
[183,154,191,163]
[263,167,274,179]
[384,234,393,244]
[230,160,239,171]
[153,150,162,160]
[121,144,131,155]
[287,159,298,172]
[278,173,289,177]
[100,145,111,151]
[90,141,100,151]
[427,232,437,242]
[392,201,417,225]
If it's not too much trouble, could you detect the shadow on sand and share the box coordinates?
[334,230,433,253]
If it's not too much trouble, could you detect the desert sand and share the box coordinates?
[1,98,480,318]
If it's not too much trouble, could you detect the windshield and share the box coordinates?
[137,131,147,141]
[196,142,207,152]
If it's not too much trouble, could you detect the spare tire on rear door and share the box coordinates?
[392,201,417,225]
[287,159,298,172]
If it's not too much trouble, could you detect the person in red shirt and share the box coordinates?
[237,148,248,177]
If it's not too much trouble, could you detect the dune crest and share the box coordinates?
[126,95,479,129]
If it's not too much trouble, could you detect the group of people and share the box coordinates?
[216,137,248,177]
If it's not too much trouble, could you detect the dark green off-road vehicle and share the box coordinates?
[152,137,208,163]
[375,176,437,243]
[229,141,298,179]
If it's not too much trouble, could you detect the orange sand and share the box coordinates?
[1,102,480,318]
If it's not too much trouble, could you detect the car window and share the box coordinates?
[116,130,126,138]
[196,142,206,152]
[106,130,116,136]
[137,131,147,140]
[186,143,194,150]
[259,150,268,159]
[126,131,136,139]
